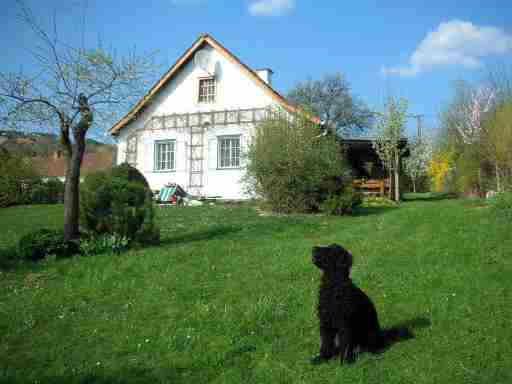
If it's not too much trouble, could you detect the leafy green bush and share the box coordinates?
[245,110,350,213]
[320,188,363,215]
[0,247,19,270]
[79,234,129,256]
[0,176,64,207]
[0,152,39,207]
[17,228,79,261]
[0,176,20,208]
[488,191,512,219]
[29,179,65,204]
[80,164,159,245]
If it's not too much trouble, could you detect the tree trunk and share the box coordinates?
[63,137,86,241]
[388,172,393,200]
[62,93,91,241]
[412,178,416,193]
[394,152,400,202]
[495,163,501,193]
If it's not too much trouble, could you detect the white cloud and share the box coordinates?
[249,0,295,16]
[382,20,512,77]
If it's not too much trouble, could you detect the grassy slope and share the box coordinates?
[0,199,511,384]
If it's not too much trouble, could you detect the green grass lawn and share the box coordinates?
[1,198,511,383]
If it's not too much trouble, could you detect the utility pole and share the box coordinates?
[371,111,424,138]
[410,114,423,138]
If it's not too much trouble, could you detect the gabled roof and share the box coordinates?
[109,33,318,136]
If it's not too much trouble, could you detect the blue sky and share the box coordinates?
[2,0,512,137]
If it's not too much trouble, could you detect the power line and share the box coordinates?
[369,111,424,137]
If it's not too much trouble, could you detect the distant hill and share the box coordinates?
[0,131,116,178]
[0,130,115,157]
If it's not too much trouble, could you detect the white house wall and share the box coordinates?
[116,43,280,199]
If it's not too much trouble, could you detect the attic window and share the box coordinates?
[198,77,216,103]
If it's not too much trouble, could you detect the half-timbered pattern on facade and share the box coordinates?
[110,34,311,199]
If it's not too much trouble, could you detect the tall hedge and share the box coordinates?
[245,111,351,213]
[80,163,159,245]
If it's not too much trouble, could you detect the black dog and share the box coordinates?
[311,244,408,365]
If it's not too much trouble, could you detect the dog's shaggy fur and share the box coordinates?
[311,244,386,365]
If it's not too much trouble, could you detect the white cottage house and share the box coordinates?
[109,34,317,199]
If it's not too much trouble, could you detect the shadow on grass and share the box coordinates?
[0,367,202,384]
[352,206,398,217]
[380,316,432,351]
[0,349,256,384]
[160,224,243,246]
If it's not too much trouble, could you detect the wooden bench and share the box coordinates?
[352,179,389,197]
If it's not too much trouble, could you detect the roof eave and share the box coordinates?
[109,34,319,135]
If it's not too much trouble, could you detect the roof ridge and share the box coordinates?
[109,34,318,135]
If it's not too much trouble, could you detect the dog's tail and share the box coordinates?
[373,327,413,352]
[382,326,413,344]
[374,317,430,352]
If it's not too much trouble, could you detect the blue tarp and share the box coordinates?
[157,184,188,203]
[158,186,176,202]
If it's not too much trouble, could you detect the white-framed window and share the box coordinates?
[198,77,216,103]
[218,136,240,169]
[154,140,176,171]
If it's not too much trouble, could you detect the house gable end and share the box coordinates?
[109,34,316,136]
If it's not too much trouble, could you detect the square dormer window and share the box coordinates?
[198,77,216,103]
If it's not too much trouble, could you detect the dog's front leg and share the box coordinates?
[311,327,337,364]
[338,327,356,365]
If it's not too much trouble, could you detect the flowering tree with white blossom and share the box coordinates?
[453,87,495,145]
[404,134,433,193]
[372,96,409,201]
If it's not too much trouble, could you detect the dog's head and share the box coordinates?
[312,244,353,275]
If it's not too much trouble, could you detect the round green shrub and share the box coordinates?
[110,162,150,189]
[80,164,159,245]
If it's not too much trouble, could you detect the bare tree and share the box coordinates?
[0,2,157,240]
[287,73,372,136]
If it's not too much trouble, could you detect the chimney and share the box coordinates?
[255,68,273,85]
